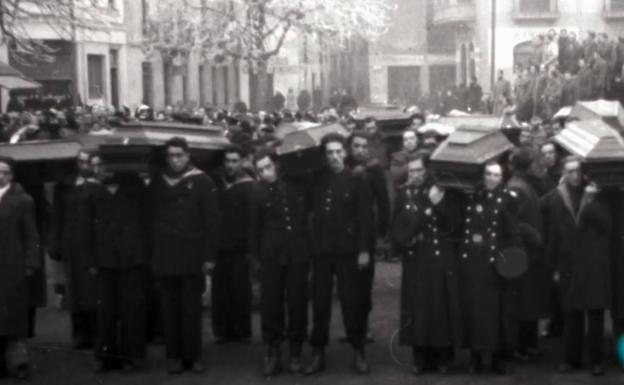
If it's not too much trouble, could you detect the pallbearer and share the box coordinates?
[52,150,100,350]
[0,157,39,380]
[459,161,521,375]
[304,133,374,375]
[392,154,462,375]
[346,132,391,340]
[92,168,148,372]
[148,137,219,375]
[250,149,309,376]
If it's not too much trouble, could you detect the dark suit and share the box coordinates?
[93,176,148,364]
[148,169,219,362]
[346,158,390,330]
[53,177,100,347]
[309,168,374,350]
[543,185,611,366]
[250,178,309,349]
[0,184,39,375]
[212,172,255,341]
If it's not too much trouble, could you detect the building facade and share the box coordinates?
[431,0,624,93]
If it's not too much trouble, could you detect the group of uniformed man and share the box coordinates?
[0,123,623,379]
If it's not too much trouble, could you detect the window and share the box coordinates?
[611,0,624,11]
[518,0,551,13]
[87,54,104,99]
[142,62,153,106]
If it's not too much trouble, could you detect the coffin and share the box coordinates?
[275,122,349,175]
[353,105,414,138]
[438,114,522,145]
[96,121,230,173]
[554,119,624,187]
[0,139,82,182]
[569,100,624,132]
[429,125,515,191]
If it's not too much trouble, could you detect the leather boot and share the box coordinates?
[353,348,370,374]
[263,346,282,377]
[303,349,325,375]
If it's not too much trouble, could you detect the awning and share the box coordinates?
[0,61,41,90]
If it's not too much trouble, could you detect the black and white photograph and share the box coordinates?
[1,0,624,384]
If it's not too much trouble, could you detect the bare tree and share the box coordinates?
[143,0,392,109]
[1,0,116,65]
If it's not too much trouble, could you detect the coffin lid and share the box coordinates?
[276,123,349,155]
[0,139,82,162]
[431,125,514,164]
[275,121,322,138]
[437,114,520,130]
[554,119,624,162]
[569,100,624,130]
[97,121,230,150]
[353,105,414,124]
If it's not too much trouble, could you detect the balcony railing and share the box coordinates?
[512,0,559,21]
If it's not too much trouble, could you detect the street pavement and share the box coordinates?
[16,262,624,385]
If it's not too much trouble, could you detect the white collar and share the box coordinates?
[0,183,10,202]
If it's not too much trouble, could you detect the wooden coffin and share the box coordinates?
[276,123,349,175]
[554,119,624,187]
[0,139,82,182]
[97,121,230,173]
[568,100,624,132]
[353,105,414,139]
[429,125,515,191]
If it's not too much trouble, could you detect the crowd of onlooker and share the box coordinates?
[494,28,624,123]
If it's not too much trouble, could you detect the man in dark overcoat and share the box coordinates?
[0,157,40,380]
[148,137,219,374]
[458,161,522,375]
[303,133,374,375]
[249,149,309,376]
[606,188,624,371]
[577,59,594,101]
[543,156,611,377]
[392,154,462,375]
[346,132,391,341]
[52,150,100,349]
[506,149,548,360]
[92,171,148,372]
[211,146,255,344]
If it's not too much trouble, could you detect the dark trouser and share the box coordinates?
[0,337,6,377]
[146,275,164,344]
[71,311,97,346]
[310,254,366,350]
[159,275,204,362]
[211,252,252,340]
[412,346,452,368]
[517,320,539,352]
[548,282,564,336]
[95,267,147,363]
[564,309,605,366]
[260,260,308,348]
[360,260,375,319]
